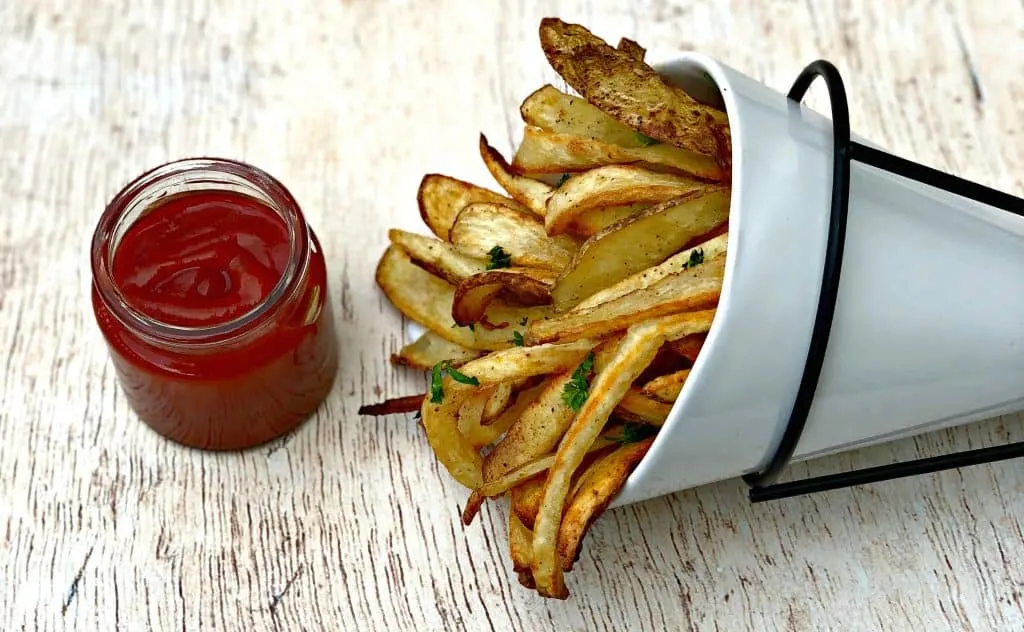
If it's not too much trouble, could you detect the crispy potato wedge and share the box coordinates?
[520,85,648,148]
[532,260,723,344]
[421,381,482,488]
[388,229,487,284]
[564,204,650,238]
[418,174,528,240]
[668,334,708,365]
[483,373,576,481]
[641,369,691,404]
[450,203,578,272]
[615,390,672,425]
[376,246,553,351]
[482,382,515,424]
[458,387,493,445]
[616,37,645,61]
[512,126,723,181]
[530,317,667,598]
[479,134,552,216]
[550,187,730,310]
[576,232,729,310]
[456,338,598,385]
[357,394,425,416]
[511,477,545,530]
[452,270,554,327]
[545,166,707,236]
[558,437,655,570]
[509,514,534,573]
[538,18,729,161]
[391,330,482,370]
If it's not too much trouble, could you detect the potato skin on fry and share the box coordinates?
[539,17,729,163]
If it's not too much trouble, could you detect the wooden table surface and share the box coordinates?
[2,1,1022,630]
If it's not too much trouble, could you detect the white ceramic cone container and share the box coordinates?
[611,54,1024,507]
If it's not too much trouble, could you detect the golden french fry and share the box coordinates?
[551,188,731,310]
[458,387,494,447]
[576,233,729,311]
[482,382,515,423]
[452,270,554,327]
[391,330,482,370]
[357,394,425,416]
[421,381,482,489]
[616,37,645,61]
[418,174,528,240]
[455,338,598,385]
[520,85,648,148]
[668,334,707,365]
[449,202,578,272]
[641,368,692,404]
[538,18,729,161]
[376,246,552,351]
[530,318,666,598]
[479,134,552,216]
[558,437,655,571]
[512,477,545,529]
[544,165,706,236]
[483,373,576,482]
[512,125,722,181]
[530,264,723,344]
[509,513,534,573]
[388,228,487,284]
[477,438,616,502]
[530,311,717,596]
[615,389,672,425]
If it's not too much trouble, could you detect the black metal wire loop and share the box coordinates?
[742,60,1024,502]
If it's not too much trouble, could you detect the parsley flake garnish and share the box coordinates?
[512,331,525,346]
[555,173,571,188]
[429,361,481,403]
[486,245,512,270]
[430,363,445,403]
[561,352,595,412]
[685,248,704,269]
[519,316,529,326]
[617,422,656,444]
[634,132,660,146]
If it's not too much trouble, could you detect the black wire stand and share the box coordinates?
[741,60,1024,503]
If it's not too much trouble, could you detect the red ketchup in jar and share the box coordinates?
[91,158,339,450]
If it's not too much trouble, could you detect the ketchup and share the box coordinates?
[91,159,339,450]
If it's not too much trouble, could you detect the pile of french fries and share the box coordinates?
[361,18,732,599]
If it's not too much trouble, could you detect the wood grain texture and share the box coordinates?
[1,0,1022,629]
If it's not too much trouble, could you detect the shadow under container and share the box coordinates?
[90,158,339,450]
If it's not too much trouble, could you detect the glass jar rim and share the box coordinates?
[90,157,310,345]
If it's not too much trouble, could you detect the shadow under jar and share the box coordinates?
[91,158,339,450]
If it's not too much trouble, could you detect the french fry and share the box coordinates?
[512,125,723,181]
[538,18,729,160]
[418,174,528,240]
[551,188,730,310]
[616,37,646,61]
[545,165,704,235]
[614,389,672,425]
[376,246,553,351]
[575,233,729,311]
[390,331,482,370]
[389,228,487,284]
[358,394,425,416]
[530,318,666,598]
[509,513,534,573]
[668,334,707,365]
[529,267,723,344]
[641,369,692,404]
[558,437,655,571]
[450,203,578,272]
[482,382,515,423]
[479,134,553,216]
[452,270,553,327]
[520,85,649,148]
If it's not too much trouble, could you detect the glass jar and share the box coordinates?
[90,158,339,450]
